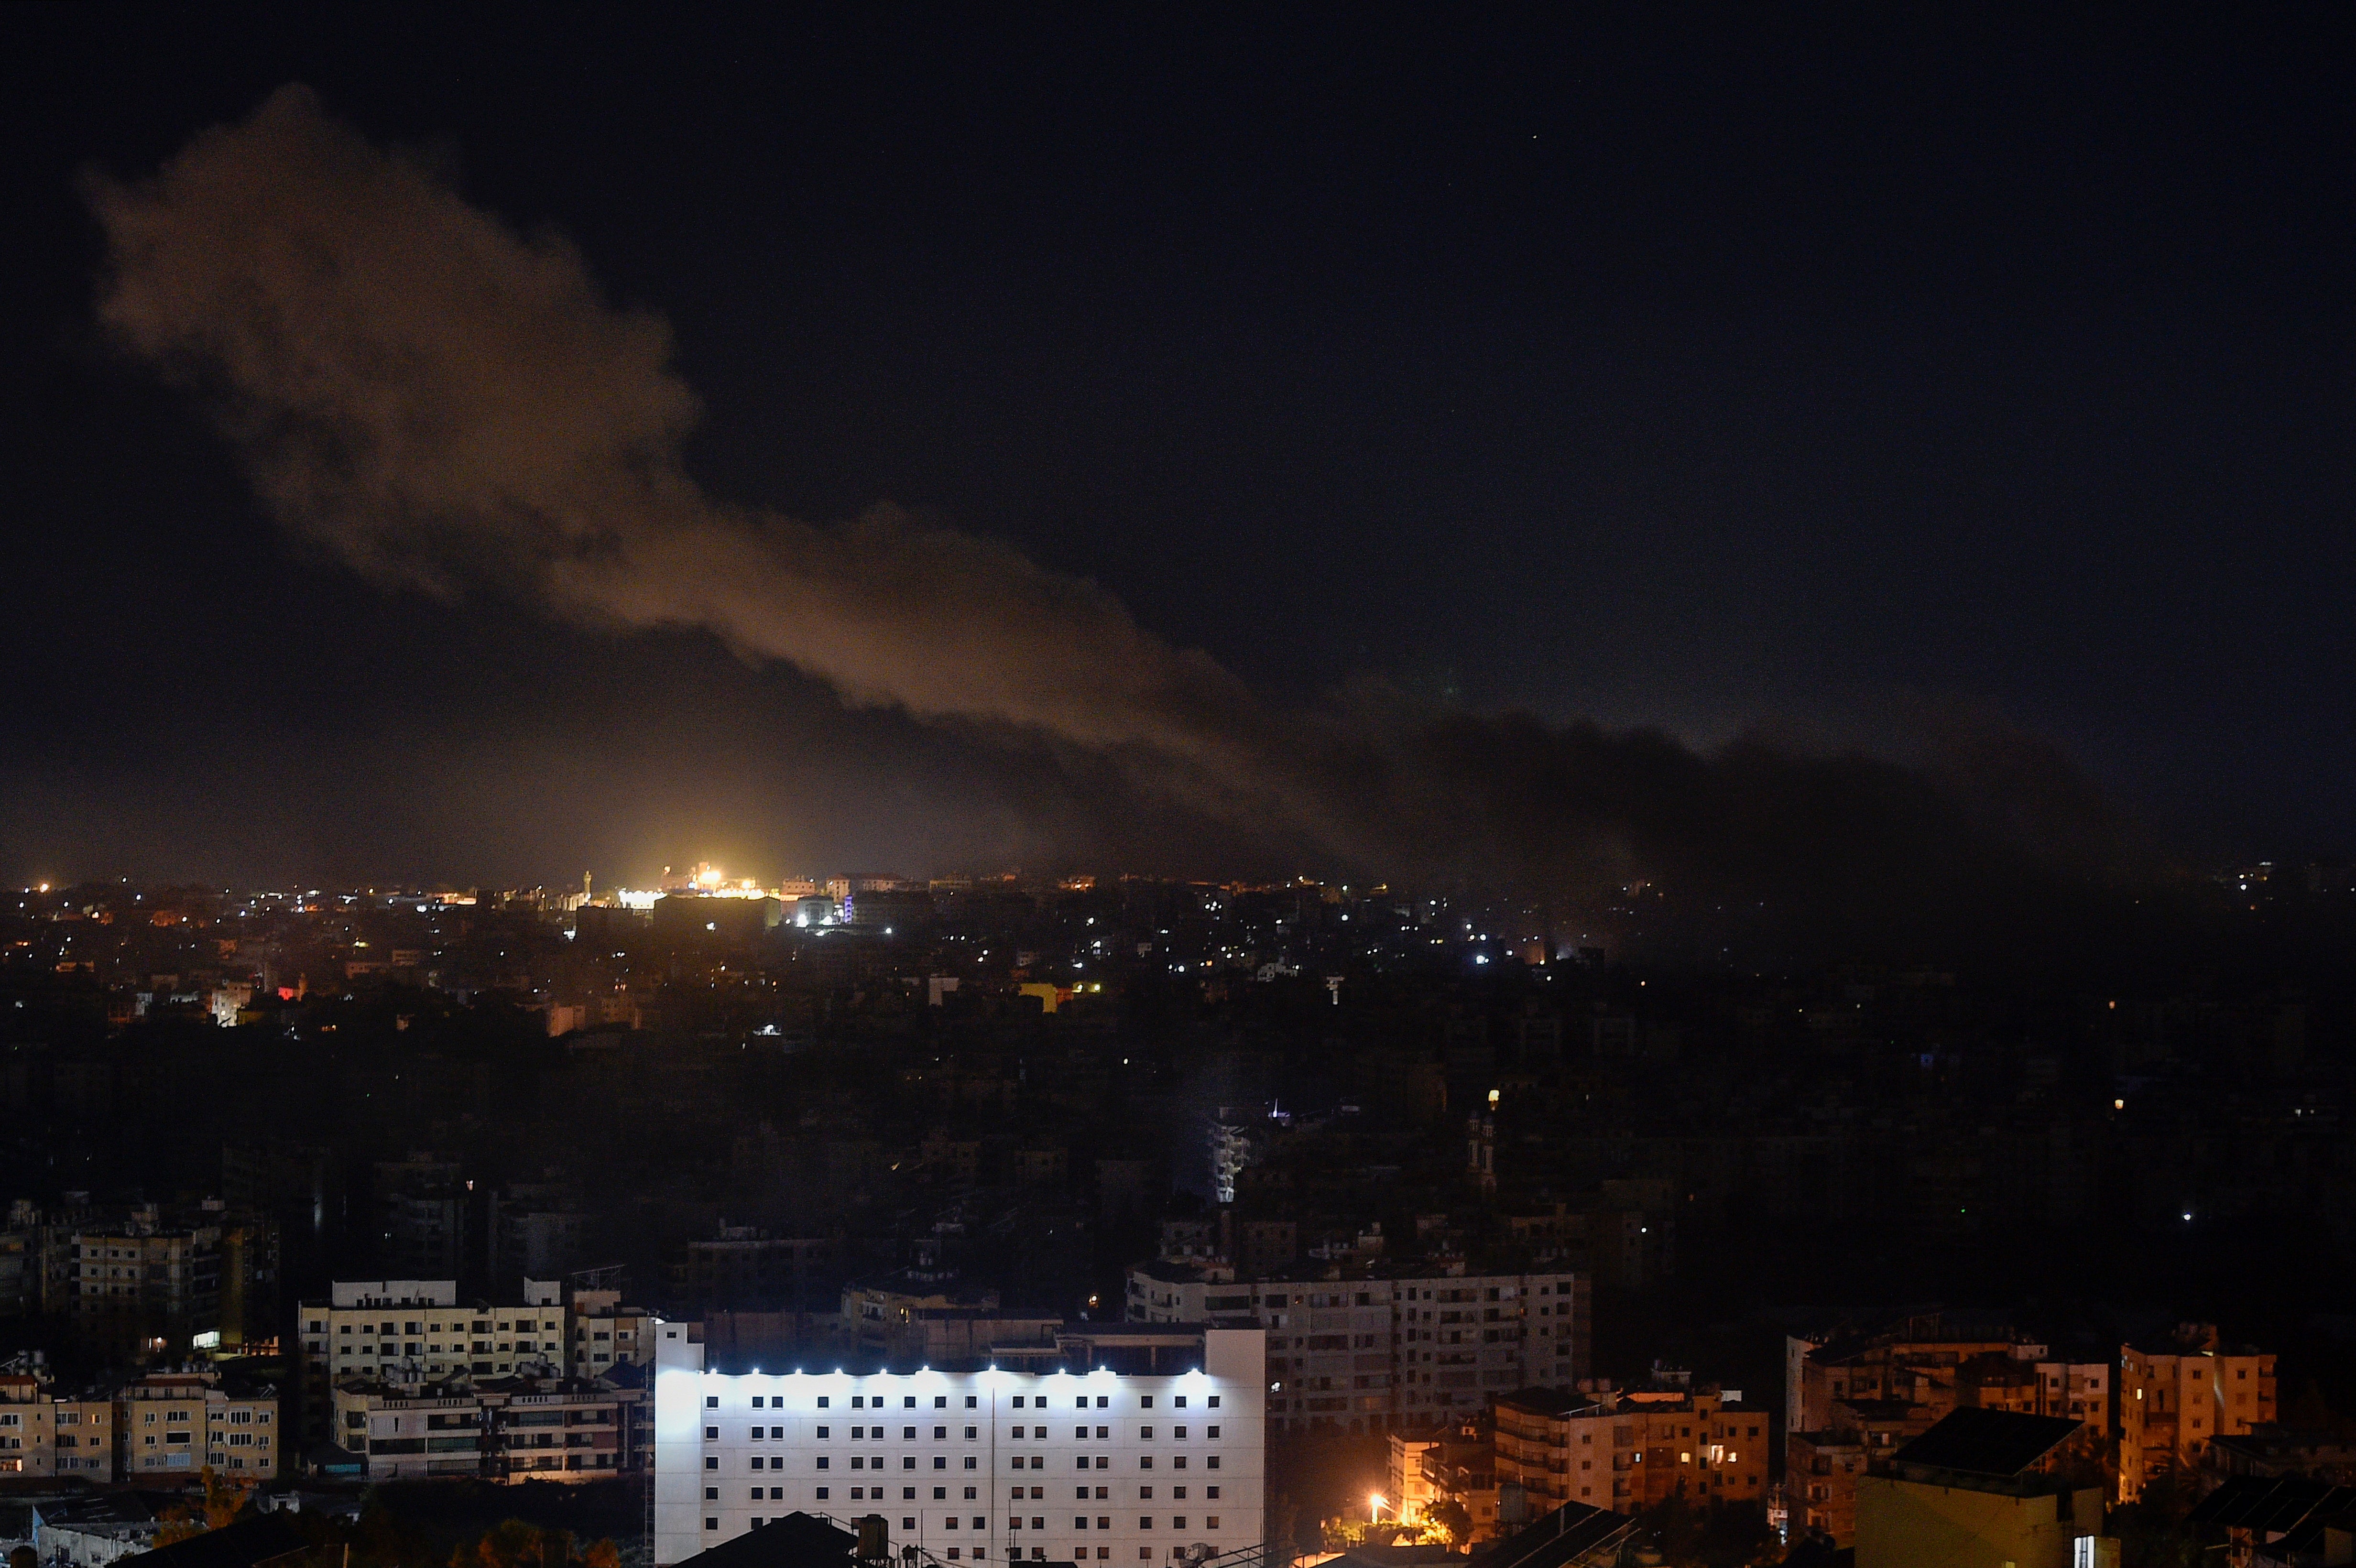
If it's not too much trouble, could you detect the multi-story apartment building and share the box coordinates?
[491,1202,590,1284]
[68,1221,223,1352]
[2119,1326,2275,1502]
[300,1279,568,1384]
[1126,1262,1587,1432]
[1784,1318,2017,1438]
[1493,1382,1768,1516]
[333,1374,649,1482]
[844,1282,1063,1367]
[1383,1428,1443,1527]
[570,1289,660,1379]
[120,1371,277,1480]
[374,1154,468,1279]
[483,1378,648,1481]
[294,1279,568,1446]
[332,1381,491,1481]
[669,1229,840,1313]
[23,1200,96,1320]
[653,1323,1267,1568]
[1417,1412,1499,1542]
[1955,1347,2111,1472]
[0,1371,114,1479]
[1785,1429,1865,1546]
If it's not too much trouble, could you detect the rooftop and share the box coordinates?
[1889,1409,2083,1486]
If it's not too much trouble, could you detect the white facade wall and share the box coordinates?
[655,1326,1265,1568]
[33,1523,151,1568]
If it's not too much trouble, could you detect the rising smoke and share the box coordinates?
[87,87,2142,956]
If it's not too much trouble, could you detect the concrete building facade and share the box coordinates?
[120,1371,276,1479]
[653,1323,1266,1568]
[331,1374,647,1482]
[1127,1263,1587,1431]
[2118,1327,2275,1502]
[1493,1383,1769,1516]
[569,1288,659,1379]
[0,1373,114,1479]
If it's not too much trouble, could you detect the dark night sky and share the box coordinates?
[2,7,2350,887]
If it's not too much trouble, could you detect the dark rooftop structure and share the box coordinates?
[1890,1409,2082,1483]
[1326,1546,1465,1568]
[665,1513,857,1568]
[122,1514,309,1568]
[1471,1501,1638,1568]
[2187,1476,2356,1539]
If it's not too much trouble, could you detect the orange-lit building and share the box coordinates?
[1785,1429,1865,1546]
[2119,1324,2274,1502]
[1494,1379,1769,1517]
[0,1372,114,1479]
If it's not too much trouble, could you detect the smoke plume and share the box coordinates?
[88,87,2141,954]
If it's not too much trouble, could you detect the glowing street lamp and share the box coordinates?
[1369,1494,1387,1523]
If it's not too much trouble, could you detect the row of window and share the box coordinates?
[723,1480,1225,1502]
[716,1394,1218,1412]
[732,1425,1222,1443]
[337,1340,545,1355]
[710,1527,1200,1560]
[1183,1282,1577,1310]
[706,1452,1224,1475]
[703,1506,1220,1531]
[319,1319,564,1334]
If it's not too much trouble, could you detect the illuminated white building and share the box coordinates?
[654,1324,1265,1568]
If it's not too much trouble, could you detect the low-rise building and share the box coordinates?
[31,1496,163,1568]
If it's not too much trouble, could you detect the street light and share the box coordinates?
[1369,1494,1387,1523]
